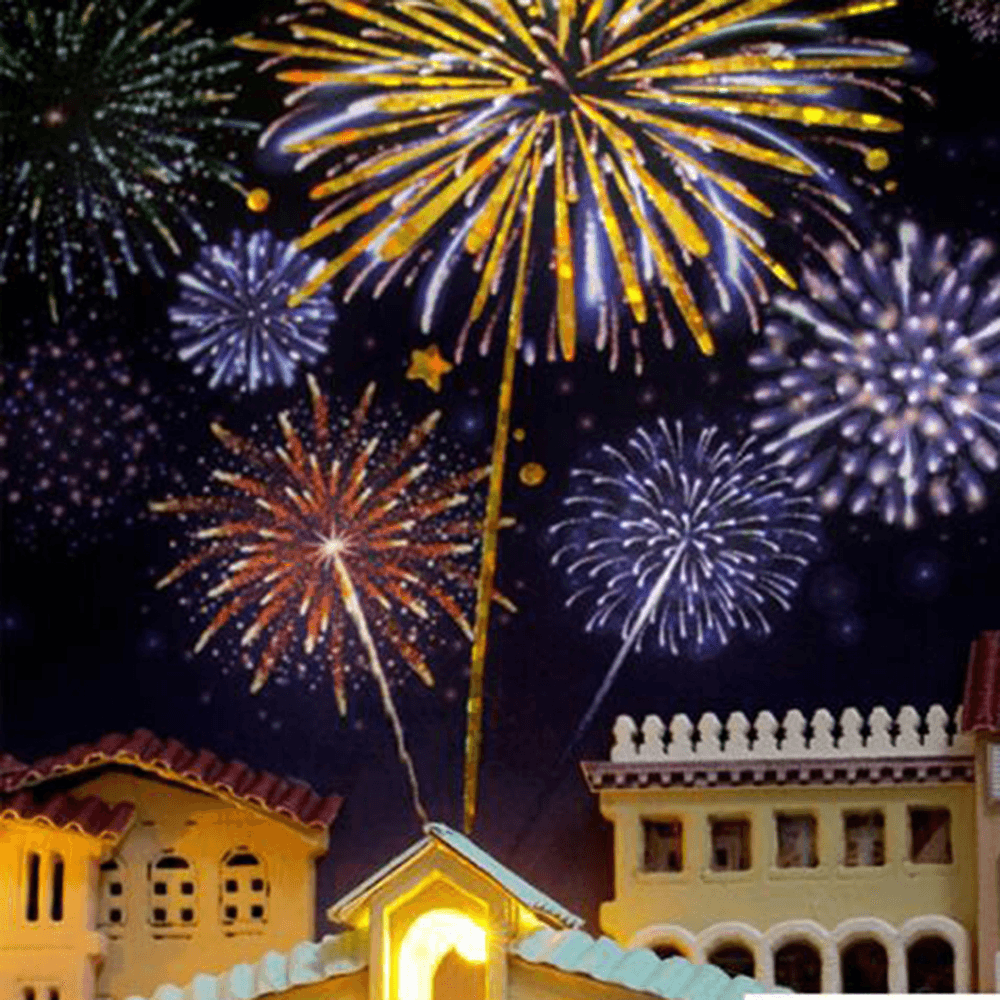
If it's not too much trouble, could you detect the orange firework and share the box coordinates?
[151,375,496,821]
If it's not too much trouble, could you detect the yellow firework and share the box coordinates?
[239,0,911,831]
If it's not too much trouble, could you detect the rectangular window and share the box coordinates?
[26,852,40,922]
[643,819,683,872]
[51,857,64,922]
[909,807,952,863]
[844,811,885,866]
[710,818,751,871]
[776,814,818,868]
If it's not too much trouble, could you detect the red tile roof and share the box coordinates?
[2,729,342,833]
[961,630,1000,732]
[0,788,134,841]
[0,752,26,776]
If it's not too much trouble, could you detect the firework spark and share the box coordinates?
[170,230,337,393]
[0,0,256,312]
[936,0,1000,42]
[151,376,494,820]
[0,327,166,549]
[241,0,910,362]
[750,221,1000,528]
[551,420,819,749]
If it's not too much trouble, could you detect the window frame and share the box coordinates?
[640,817,685,875]
[707,815,752,874]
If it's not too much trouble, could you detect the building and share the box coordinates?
[582,630,1000,994]
[0,730,341,1000]
[122,822,779,1000]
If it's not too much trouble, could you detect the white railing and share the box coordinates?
[609,705,974,763]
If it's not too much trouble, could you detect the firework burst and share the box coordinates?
[550,420,819,750]
[0,0,256,312]
[0,326,167,549]
[170,230,337,393]
[151,376,495,820]
[241,0,911,363]
[936,0,1000,42]
[751,221,1000,529]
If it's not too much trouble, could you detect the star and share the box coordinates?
[406,344,453,392]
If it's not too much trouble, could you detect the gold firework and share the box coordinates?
[151,376,496,821]
[239,0,911,831]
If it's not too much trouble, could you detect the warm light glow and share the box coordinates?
[397,909,487,1000]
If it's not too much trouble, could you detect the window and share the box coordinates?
[652,944,685,960]
[775,940,822,993]
[710,818,750,871]
[844,811,885,867]
[907,936,954,992]
[909,808,952,864]
[777,814,818,868]
[147,852,197,930]
[50,856,64,922]
[841,939,888,993]
[23,990,36,1000]
[643,820,683,872]
[707,943,755,978]
[219,849,269,929]
[26,852,40,922]
[97,858,125,937]
[48,991,59,1000]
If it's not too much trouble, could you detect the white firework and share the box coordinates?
[550,421,819,749]
[751,221,1000,529]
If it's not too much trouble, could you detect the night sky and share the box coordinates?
[2,0,1000,933]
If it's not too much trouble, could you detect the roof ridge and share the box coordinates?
[2,729,342,833]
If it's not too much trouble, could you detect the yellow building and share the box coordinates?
[581,652,996,993]
[0,730,341,1000]
[121,823,778,1000]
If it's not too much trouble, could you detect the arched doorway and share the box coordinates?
[907,936,955,992]
[653,943,686,960]
[775,940,823,993]
[841,938,889,993]
[708,942,756,979]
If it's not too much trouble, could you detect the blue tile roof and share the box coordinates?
[511,928,787,1000]
[329,822,584,930]
[124,933,365,1000]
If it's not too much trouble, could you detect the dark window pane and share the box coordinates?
[251,878,264,892]
[708,944,755,979]
[224,905,238,921]
[907,936,955,992]
[110,908,122,923]
[653,944,684,960]
[110,882,123,896]
[153,882,167,895]
[227,853,259,866]
[710,819,750,871]
[100,860,119,872]
[777,815,818,868]
[643,820,683,872]
[842,939,889,993]
[775,941,822,993]
[50,856,64,921]
[250,904,264,919]
[180,881,194,895]
[844,812,885,867]
[152,907,167,923]
[225,878,238,893]
[910,809,953,864]
[181,908,194,922]
[155,856,190,869]
[26,852,40,922]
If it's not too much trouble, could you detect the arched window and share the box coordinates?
[708,943,756,978]
[25,851,40,922]
[775,940,822,993]
[841,938,889,993]
[98,858,126,932]
[653,944,685,960]
[219,848,269,929]
[147,851,197,930]
[50,854,64,922]
[907,936,955,993]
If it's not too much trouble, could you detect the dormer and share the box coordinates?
[326,823,583,1000]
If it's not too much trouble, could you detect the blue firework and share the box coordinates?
[550,421,818,749]
[750,221,1000,529]
[170,230,336,393]
[0,0,256,312]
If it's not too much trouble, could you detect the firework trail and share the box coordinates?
[936,0,1000,41]
[0,0,256,314]
[171,230,337,393]
[550,421,820,753]
[751,221,1000,528]
[241,0,911,830]
[151,377,499,822]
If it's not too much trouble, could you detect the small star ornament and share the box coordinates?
[406,345,453,392]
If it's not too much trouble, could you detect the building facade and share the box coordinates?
[582,631,1000,994]
[0,730,341,1000]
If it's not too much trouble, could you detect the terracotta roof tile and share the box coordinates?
[2,729,342,833]
[0,752,26,776]
[962,630,1000,732]
[0,788,134,841]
